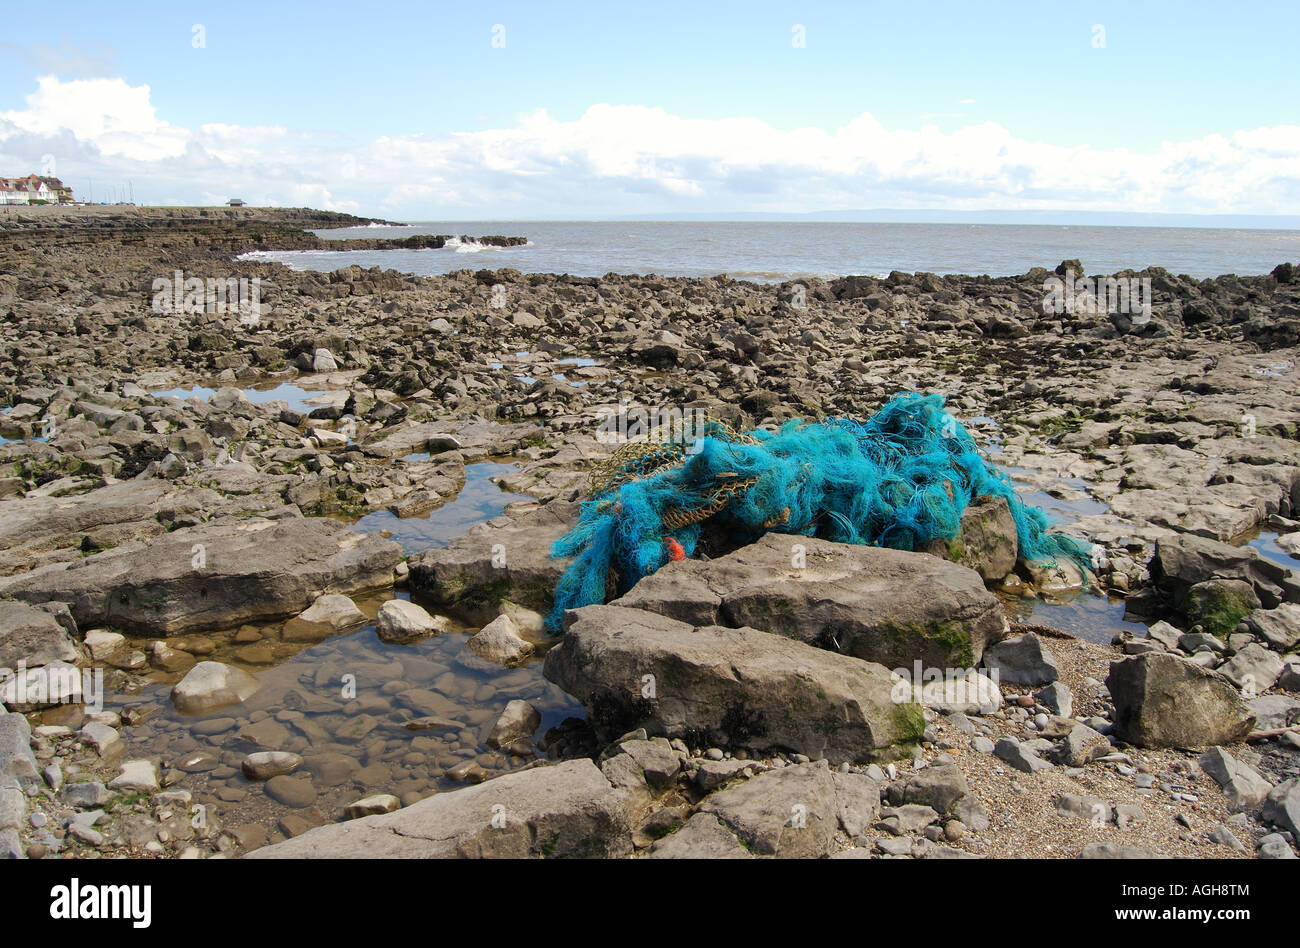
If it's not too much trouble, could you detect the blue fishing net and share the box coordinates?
[547,392,1090,631]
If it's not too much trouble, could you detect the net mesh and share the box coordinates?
[547,392,1091,631]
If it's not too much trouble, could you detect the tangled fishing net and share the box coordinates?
[546,392,1091,632]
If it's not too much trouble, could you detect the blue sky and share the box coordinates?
[1,1,1297,217]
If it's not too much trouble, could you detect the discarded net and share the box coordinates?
[546,392,1091,631]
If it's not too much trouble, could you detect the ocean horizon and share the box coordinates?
[241,219,1300,283]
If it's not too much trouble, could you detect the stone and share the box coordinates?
[612,533,1007,669]
[0,599,78,667]
[1055,793,1112,824]
[83,629,126,661]
[248,759,632,858]
[875,804,942,835]
[1035,682,1073,718]
[265,775,318,808]
[1114,804,1146,830]
[241,751,303,780]
[1207,824,1246,851]
[831,771,882,837]
[282,594,367,642]
[951,795,990,832]
[545,605,924,763]
[149,640,195,673]
[1260,778,1300,838]
[1179,631,1226,654]
[108,759,159,792]
[1249,694,1300,730]
[62,781,113,808]
[466,614,534,667]
[617,738,682,790]
[78,722,120,756]
[699,761,838,858]
[1182,579,1261,637]
[888,759,968,814]
[1146,620,1183,651]
[0,517,401,635]
[1080,842,1159,858]
[344,794,400,820]
[376,598,448,644]
[1151,533,1290,610]
[647,812,753,859]
[486,700,541,749]
[1257,833,1297,859]
[1218,643,1285,693]
[1107,652,1255,749]
[693,758,752,793]
[993,736,1053,773]
[1054,724,1110,766]
[923,494,1019,582]
[906,668,1002,714]
[1246,604,1300,651]
[170,661,260,714]
[1198,747,1273,811]
[981,632,1059,686]
[874,836,915,856]
[238,718,291,749]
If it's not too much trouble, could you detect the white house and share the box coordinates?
[0,179,29,205]
[0,175,58,204]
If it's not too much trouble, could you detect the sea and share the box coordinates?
[239,220,1300,283]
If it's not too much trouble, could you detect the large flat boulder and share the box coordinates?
[1150,533,1294,610]
[0,600,78,667]
[245,759,631,858]
[612,533,1006,669]
[0,480,220,576]
[545,604,924,762]
[1107,652,1256,749]
[0,517,401,635]
[408,500,577,618]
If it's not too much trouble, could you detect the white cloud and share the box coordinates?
[2,76,1298,217]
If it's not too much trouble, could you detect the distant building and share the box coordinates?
[39,176,73,203]
[0,174,72,204]
[227,198,246,206]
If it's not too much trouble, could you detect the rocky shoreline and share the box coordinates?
[0,207,1297,860]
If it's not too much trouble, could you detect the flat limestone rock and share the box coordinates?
[0,481,219,577]
[246,759,631,858]
[0,517,401,635]
[545,604,922,762]
[612,533,1006,670]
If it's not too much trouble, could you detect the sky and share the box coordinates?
[0,0,1297,220]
